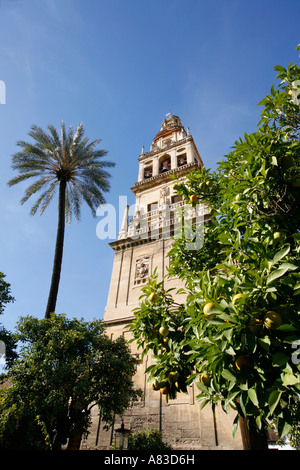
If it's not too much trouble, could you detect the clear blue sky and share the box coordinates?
[0,0,299,337]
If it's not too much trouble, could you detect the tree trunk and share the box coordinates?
[67,427,82,450]
[45,180,66,319]
[239,416,269,450]
[12,416,29,449]
[52,415,67,450]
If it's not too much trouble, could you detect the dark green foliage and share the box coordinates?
[0,314,141,450]
[0,272,17,371]
[0,272,15,316]
[128,428,171,451]
[129,48,300,445]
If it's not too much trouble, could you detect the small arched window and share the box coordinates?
[177,153,187,167]
[144,166,153,179]
[160,156,171,173]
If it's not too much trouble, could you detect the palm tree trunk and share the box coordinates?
[45,180,66,319]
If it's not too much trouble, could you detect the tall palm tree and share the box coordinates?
[8,121,115,318]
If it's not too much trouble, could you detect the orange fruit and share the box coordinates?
[249,318,263,335]
[235,355,251,371]
[203,302,215,318]
[200,373,211,386]
[159,326,169,337]
[149,292,158,302]
[264,311,282,330]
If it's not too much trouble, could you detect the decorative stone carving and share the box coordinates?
[160,186,170,199]
[134,256,150,285]
[159,186,170,206]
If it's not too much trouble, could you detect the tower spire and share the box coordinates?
[118,205,129,240]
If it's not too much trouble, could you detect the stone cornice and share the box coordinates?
[131,162,200,194]
[103,316,135,327]
[139,135,192,161]
[109,234,163,253]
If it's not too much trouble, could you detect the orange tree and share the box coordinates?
[0,314,140,450]
[0,272,17,370]
[128,49,300,449]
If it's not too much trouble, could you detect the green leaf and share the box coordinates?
[272,352,289,367]
[198,398,210,409]
[282,373,299,386]
[246,269,260,278]
[256,414,262,430]
[280,262,298,271]
[294,280,300,290]
[239,393,247,417]
[272,245,290,264]
[271,83,276,96]
[274,64,286,73]
[277,420,292,439]
[219,313,232,323]
[221,369,237,382]
[258,336,271,351]
[246,333,257,353]
[268,390,282,415]
[277,324,299,331]
[260,160,266,177]
[196,381,208,393]
[266,286,277,293]
[266,261,297,285]
[266,267,290,285]
[224,346,236,356]
[226,390,240,405]
[176,288,187,295]
[248,388,259,407]
[232,414,240,438]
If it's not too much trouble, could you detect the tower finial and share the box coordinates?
[118,205,129,240]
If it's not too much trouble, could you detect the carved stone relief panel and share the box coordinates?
[134,256,150,286]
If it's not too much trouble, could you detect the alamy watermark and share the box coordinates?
[0,340,6,365]
[96,196,205,250]
[292,340,300,365]
[0,80,6,104]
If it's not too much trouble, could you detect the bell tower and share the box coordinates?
[81,114,243,450]
[103,113,205,330]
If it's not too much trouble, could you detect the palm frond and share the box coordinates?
[60,120,67,156]
[29,191,48,216]
[20,176,53,205]
[73,122,85,148]
[8,120,114,222]
[39,180,58,215]
[8,171,44,186]
[47,124,60,146]
[65,186,72,225]
[68,181,82,221]
[28,125,54,151]
[28,178,57,216]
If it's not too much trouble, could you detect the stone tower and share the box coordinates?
[81,114,243,450]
